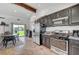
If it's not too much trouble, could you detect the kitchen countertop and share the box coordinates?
[68,36,79,40]
[42,32,53,36]
[43,34,53,36]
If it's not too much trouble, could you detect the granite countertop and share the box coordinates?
[43,32,68,38]
[43,33,53,35]
[68,36,79,40]
[43,32,53,36]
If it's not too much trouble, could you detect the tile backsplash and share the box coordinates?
[46,26,79,32]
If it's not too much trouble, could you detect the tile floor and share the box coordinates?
[0,37,57,55]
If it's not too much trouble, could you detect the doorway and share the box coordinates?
[12,24,26,37]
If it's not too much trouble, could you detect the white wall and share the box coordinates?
[0,15,30,34]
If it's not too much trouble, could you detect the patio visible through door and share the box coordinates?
[12,24,25,37]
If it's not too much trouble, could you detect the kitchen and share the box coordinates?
[32,4,79,55]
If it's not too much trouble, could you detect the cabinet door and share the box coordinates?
[69,39,79,55]
[46,37,50,48]
[72,5,79,24]
[40,19,44,24]
[54,13,58,19]
[68,8,72,24]
[58,9,69,18]
[42,36,46,46]
[44,17,48,26]
[42,36,50,48]
[46,16,53,27]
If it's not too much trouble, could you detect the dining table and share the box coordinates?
[1,34,16,48]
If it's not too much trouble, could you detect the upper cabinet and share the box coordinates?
[52,9,69,26]
[36,4,79,27]
[71,4,79,24]
[52,13,58,19]
[58,9,69,18]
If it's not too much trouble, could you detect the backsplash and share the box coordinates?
[46,26,79,32]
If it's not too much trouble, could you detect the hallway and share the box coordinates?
[0,37,56,55]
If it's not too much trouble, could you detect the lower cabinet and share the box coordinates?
[69,39,79,55]
[42,35,51,48]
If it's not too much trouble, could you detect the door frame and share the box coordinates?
[11,23,27,37]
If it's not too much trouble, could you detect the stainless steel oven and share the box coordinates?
[50,30,69,55]
[51,38,68,55]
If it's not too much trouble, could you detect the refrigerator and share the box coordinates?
[33,23,40,45]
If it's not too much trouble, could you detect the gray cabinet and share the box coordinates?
[42,35,51,48]
[36,4,79,27]
[71,4,79,24]
[52,9,69,26]
[69,39,79,55]
[46,16,53,27]
[53,13,58,19]
[57,9,69,18]
[36,8,70,27]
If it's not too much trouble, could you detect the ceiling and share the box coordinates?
[27,3,77,19]
[0,3,34,20]
[27,3,77,11]
[0,3,77,22]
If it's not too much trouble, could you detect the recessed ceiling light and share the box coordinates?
[17,19,20,21]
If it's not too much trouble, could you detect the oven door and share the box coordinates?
[51,38,68,55]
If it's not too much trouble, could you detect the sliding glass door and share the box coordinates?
[12,24,26,37]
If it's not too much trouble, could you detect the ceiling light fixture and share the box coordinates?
[17,19,20,21]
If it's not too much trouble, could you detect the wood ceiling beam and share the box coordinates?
[14,3,36,13]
